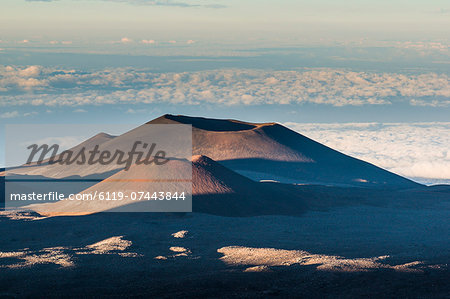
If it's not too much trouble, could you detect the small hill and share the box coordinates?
[27,155,290,217]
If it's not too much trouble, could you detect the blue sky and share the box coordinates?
[0,0,449,183]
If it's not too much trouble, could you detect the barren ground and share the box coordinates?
[0,200,449,298]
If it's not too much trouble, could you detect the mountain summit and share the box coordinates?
[5,114,420,189]
[149,114,420,188]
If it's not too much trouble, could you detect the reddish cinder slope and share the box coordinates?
[149,114,420,189]
[27,155,289,217]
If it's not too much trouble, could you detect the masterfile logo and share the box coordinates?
[26,141,170,171]
[4,124,192,213]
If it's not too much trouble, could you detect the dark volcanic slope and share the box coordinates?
[149,114,420,189]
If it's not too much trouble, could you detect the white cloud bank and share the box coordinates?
[285,122,450,184]
[0,66,449,107]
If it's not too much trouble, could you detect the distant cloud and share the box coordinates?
[0,111,38,119]
[108,37,134,44]
[120,37,133,43]
[394,41,449,53]
[25,0,226,8]
[48,40,72,45]
[410,98,450,107]
[125,108,146,114]
[141,39,156,44]
[23,111,38,117]
[0,111,19,119]
[0,66,449,107]
[18,65,41,77]
[186,40,195,44]
[73,109,87,113]
[285,122,450,184]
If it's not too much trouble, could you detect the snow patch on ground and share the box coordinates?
[0,236,138,269]
[244,265,272,272]
[0,247,74,269]
[218,246,443,273]
[0,210,47,221]
[154,246,192,260]
[81,236,132,255]
[171,230,189,238]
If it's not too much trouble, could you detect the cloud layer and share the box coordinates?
[1,66,449,107]
[285,122,450,184]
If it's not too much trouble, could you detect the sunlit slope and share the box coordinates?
[26,155,298,217]
[150,114,420,188]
